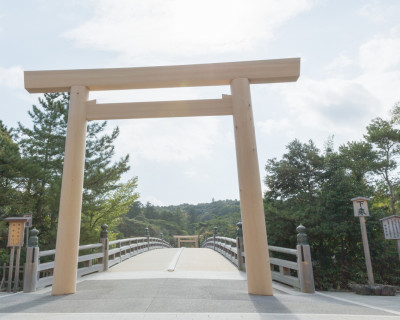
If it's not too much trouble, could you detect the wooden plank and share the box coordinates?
[108,258,119,268]
[77,252,103,263]
[173,235,199,238]
[37,276,53,288]
[38,262,54,272]
[108,248,120,255]
[271,271,300,289]
[77,264,103,277]
[24,58,300,93]
[269,245,297,256]
[78,243,103,250]
[270,257,298,271]
[39,249,56,257]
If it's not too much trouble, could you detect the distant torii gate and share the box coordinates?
[174,235,199,248]
[24,58,300,296]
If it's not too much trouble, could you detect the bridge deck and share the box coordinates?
[1,248,399,319]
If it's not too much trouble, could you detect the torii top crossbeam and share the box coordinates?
[24,58,300,93]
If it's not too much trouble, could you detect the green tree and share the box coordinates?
[16,93,131,246]
[339,141,377,185]
[17,93,69,241]
[0,121,26,218]
[365,117,400,215]
[80,178,139,242]
[265,139,324,204]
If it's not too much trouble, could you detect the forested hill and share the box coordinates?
[116,199,241,244]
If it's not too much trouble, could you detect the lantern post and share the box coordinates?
[4,217,30,292]
[351,197,374,286]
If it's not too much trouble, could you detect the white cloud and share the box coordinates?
[257,118,295,138]
[273,33,400,138]
[0,66,23,88]
[64,0,314,65]
[359,2,386,22]
[324,52,354,76]
[359,36,400,73]
[278,77,378,134]
[114,117,223,164]
[357,36,400,111]
[358,1,400,23]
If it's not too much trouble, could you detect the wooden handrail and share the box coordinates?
[202,232,314,293]
[24,235,172,292]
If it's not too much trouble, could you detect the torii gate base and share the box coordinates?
[24,58,300,296]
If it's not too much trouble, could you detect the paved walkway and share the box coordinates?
[0,248,399,319]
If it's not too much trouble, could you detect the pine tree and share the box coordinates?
[0,121,26,218]
[17,93,132,246]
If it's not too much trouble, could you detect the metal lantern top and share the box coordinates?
[351,196,371,217]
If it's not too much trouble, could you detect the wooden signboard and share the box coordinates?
[381,215,400,240]
[5,217,29,247]
[4,217,31,292]
[351,197,370,217]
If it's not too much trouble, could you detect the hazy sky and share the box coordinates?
[1,0,400,205]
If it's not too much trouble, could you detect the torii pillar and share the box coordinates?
[24,58,300,296]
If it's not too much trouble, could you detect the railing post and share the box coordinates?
[23,228,39,293]
[205,232,209,247]
[100,224,109,272]
[213,227,218,251]
[296,225,315,294]
[236,222,245,271]
[145,227,150,251]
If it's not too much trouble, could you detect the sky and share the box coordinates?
[1,0,400,206]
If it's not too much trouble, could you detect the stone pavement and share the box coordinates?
[0,248,399,320]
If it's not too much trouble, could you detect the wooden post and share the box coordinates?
[236,222,245,271]
[13,247,21,292]
[296,225,315,294]
[23,228,40,293]
[7,247,15,293]
[359,216,374,285]
[145,228,150,251]
[52,86,88,296]
[213,227,218,251]
[100,224,109,272]
[231,78,273,296]
[397,240,400,262]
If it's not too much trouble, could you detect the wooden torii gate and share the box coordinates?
[24,58,300,296]
[174,235,199,248]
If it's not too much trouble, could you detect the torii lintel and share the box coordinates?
[24,58,300,93]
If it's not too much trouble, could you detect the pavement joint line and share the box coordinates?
[167,247,184,272]
[0,313,398,320]
[144,277,168,313]
[0,292,20,299]
[271,282,306,295]
[316,291,400,316]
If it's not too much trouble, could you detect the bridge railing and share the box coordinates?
[23,224,172,292]
[201,223,315,294]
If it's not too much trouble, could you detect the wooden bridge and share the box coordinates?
[1,239,400,319]
[20,224,315,294]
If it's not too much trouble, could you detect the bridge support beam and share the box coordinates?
[52,86,88,295]
[231,78,273,296]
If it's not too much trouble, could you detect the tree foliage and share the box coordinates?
[117,199,241,246]
[265,105,400,289]
[1,93,133,248]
